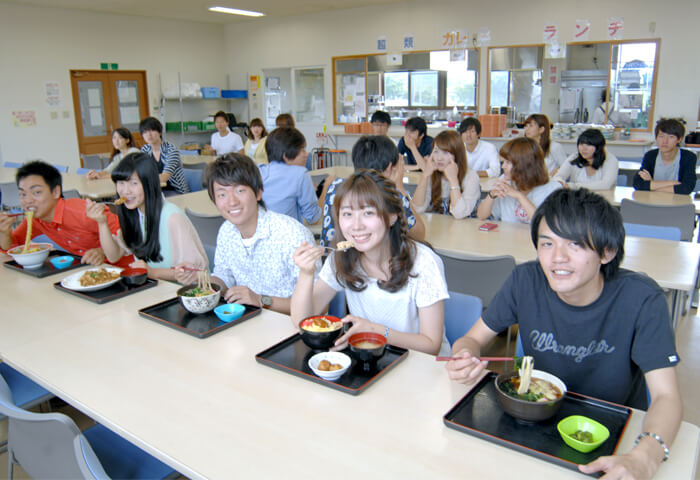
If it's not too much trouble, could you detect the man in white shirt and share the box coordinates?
[457,117,500,178]
[205,153,318,314]
[205,110,244,155]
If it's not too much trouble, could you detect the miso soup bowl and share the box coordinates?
[298,315,343,350]
[120,267,148,287]
[176,283,221,314]
[495,369,567,422]
[348,332,387,365]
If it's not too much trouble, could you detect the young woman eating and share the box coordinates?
[85,152,207,283]
[244,118,268,164]
[291,170,450,356]
[87,127,140,179]
[413,130,481,219]
[477,137,561,224]
[553,128,619,190]
[524,114,567,175]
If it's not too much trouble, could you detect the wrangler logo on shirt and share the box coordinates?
[528,330,616,363]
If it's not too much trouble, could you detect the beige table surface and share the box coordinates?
[1,292,698,479]
[181,154,215,166]
[0,167,116,200]
[423,215,700,292]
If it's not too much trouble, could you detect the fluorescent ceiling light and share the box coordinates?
[208,6,265,17]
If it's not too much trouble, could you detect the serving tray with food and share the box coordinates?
[255,331,408,395]
[443,372,632,474]
[137,296,261,339]
[54,267,158,303]
[3,250,83,277]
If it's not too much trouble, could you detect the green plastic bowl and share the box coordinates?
[557,415,610,453]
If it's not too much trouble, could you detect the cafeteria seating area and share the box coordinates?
[1,0,700,479]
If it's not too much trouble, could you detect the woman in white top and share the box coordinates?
[412,130,480,219]
[204,110,244,156]
[244,117,268,164]
[86,127,140,179]
[291,170,450,356]
[524,114,567,175]
[554,128,619,190]
[477,137,561,224]
[457,117,500,177]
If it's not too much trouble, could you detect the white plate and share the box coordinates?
[60,266,123,292]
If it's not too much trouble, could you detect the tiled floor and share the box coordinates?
[1,314,699,479]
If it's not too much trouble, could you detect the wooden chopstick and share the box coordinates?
[435,356,516,362]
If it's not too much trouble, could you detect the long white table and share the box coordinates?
[0,262,697,479]
[0,167,116,200]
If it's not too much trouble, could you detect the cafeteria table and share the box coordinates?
[0,167,116,200]
[0,261,697,479]
[422,215,700,328]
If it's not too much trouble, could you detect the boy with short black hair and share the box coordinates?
[446,188,682,478]
[320,135,425,246]
[204,153,318,314]
[457,117,500,178]
[370,110,393,139]
[0,161,128,266]
[397,116,433,168]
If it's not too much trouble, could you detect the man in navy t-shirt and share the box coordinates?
[446,188,682,479]
[397,116,433,168]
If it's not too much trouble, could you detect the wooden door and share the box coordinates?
[70,70,149,161]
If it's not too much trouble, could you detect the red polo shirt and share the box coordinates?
[10,198,132,267]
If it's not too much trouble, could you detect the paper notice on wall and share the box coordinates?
[117,85,137,104]
[87,88,102,107]
[543,23,558,45]
[402,34,414,50]
[12,111,37,127]
[89,107,103,127]
[120,106,140,125]
[608,17,624,40]
[476,27,491,47]
[377,36,387,51]
[45,81,61,107]
[574,19,591,41]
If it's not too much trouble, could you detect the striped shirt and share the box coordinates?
[142,141,189,194]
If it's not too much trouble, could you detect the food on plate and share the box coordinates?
[79,268,121,286]
[317,360,343,372]
[301,316,342,332]
[336,240,354,251]
[570,430,594,443]
[352,340,382,349]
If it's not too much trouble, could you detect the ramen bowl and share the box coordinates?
[120,267,148,286]
[495,369,567,422]
[176,283,221,314]
[298,315,343,350]
[558,415,610,453]
[308,351,351,381]
[7,243,52,269]
[49,255,74,270]
[349,332,387,370]
[214,303,245,323]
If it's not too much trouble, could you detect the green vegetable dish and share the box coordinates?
[570,430,594,443]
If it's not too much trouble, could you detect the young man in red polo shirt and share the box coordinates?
[0,161,128,266]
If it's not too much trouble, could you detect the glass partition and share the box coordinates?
[488,45,544,123]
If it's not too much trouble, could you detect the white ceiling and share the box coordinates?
[3,0,408,24]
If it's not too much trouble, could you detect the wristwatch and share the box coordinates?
[260,295,272,308]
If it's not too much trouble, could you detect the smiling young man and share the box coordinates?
[457,117,500,178]
[0,161,128,266]
[446,188,682,479]
[204,153,318,314]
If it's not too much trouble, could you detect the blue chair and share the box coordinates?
[616,174,628,186]
[0,372,177,479]
[76,167,93,175]
[52,164,69,173]
[623,223,682,241]
[0,363,54,454]
[3,162,22,169]
[444,291,483,346]
[182,168,203,193]
[328,291,346,318]
[620,199,695,241]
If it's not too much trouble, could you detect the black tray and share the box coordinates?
[138,297,262,338]
[255,333,408,395]
[53,277,158,304]
[4,252,83,278]
[443,373,632,476]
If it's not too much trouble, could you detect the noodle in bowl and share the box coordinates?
[495,369,567,422]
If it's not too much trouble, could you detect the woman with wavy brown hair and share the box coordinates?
[477,137,561,223]
[413,130,481,219]
[290,170,450,356]
[524,114,567,175]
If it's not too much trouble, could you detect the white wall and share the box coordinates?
[0,3,227,169]
[224,0,699,137]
